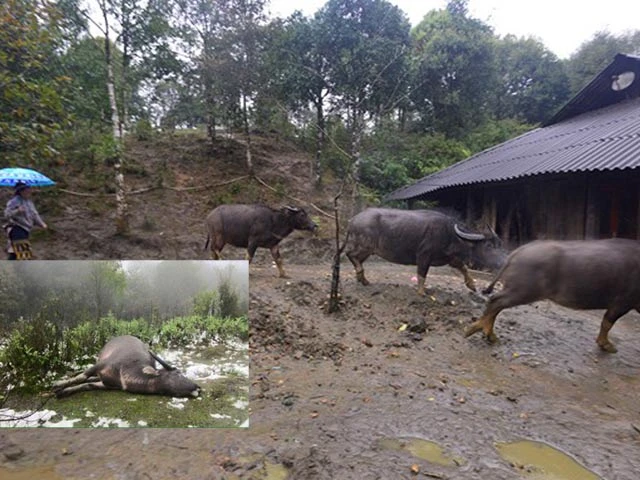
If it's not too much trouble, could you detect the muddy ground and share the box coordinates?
[1,260,639,479]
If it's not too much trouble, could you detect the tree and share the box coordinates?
[58,38,112,126]
[216,0,268,174]
[493,35,570,124]
[263,13,333,185]
[87,261,126,319]
[409,0,496,137]
[0,0,71,167]
[315,0,411,198]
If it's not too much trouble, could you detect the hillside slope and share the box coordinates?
[17,131,344,261]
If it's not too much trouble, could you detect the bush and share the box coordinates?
[134,119,155,141]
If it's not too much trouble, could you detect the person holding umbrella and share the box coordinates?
[3,181,48,259]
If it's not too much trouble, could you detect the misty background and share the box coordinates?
[0,260,249,332]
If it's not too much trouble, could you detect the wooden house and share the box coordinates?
[386,54,640,246]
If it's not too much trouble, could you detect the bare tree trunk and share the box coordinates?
[327,186,345,314]
[103,6,128,234]
[350,108,364,213]
[242,92,253,174]
[314,100,325,188]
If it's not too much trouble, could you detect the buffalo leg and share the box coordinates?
[449,259,476,292]
[52,365,100,392]
[346,251,370,286]
[596,308,629,353]
[416,258,432,295]
[464,290,531,344]
[465,284,543,344]
[246,244,258,264]
[55,381,108,398]
[211,235,225,260]
[270,245,288,278]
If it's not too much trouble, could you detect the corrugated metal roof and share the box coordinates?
[387,54,640,202]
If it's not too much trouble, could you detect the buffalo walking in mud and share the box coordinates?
[52,335,201,398]
[204,204,318,277]
[465,238,640,353]
[344,208,505,295]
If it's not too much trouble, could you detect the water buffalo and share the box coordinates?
[344,208,504,295]
[204,204,318,277]
[464,238,640,353]
[52,335,201,398]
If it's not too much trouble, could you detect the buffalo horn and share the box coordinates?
[454,224,485,242]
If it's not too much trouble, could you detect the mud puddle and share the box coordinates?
[378,437,464,466]
[0,465,62,480]
[496,440,601,479]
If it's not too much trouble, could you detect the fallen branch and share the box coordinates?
[57,176,249,197]
[163,175,249,192]
[253,175,335,219]
[0,394,55,424]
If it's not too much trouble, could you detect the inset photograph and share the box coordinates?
[0,260,248,428]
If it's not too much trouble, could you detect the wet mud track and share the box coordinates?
[2,263,640,479]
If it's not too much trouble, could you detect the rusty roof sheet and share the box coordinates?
[387,54,640,201]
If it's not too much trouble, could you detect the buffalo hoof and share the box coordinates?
[597,340,618,353]
[464,322,483,338]
[485,332,498,344]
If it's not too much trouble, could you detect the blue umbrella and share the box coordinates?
[0,167,56,187]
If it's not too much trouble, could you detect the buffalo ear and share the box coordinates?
[142,366,160,377]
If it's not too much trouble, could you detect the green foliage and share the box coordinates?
[359,126,470,196]
[57,37,111,125]
[463,118,536,154]
[493,35,570,124]
[192,290,220,318]
[409,0,496,136]
[156,315,249,346]
[1,311,65,392]
[0,0,71,167]
[134,119,155,141]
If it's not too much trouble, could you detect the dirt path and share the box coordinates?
[2,262,640,479]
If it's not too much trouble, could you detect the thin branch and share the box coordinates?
[56,175,249,198]
[253,175,335,219]
[0,394,55,424]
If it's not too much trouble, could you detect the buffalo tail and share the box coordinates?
[481,259,509,295]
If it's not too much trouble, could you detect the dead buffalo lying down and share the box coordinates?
[465,238,640,353]
[204,204,318,277]
[52,335,201,398]
[344,208,505,295]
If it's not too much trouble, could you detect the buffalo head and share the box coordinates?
[148,367,201,398]
[454,223,506,272]
[282,206,318,233]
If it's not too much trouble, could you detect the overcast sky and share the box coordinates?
[267,0,640,59]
